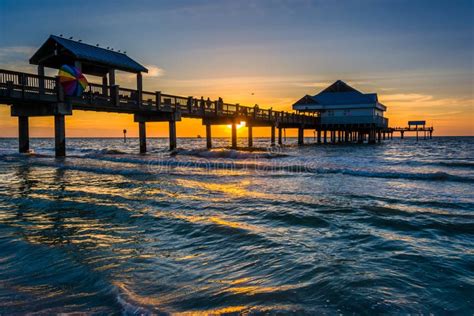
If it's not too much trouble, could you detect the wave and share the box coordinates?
[398,160,474,169]
[175,148,290,159]
[320,168,474,183]
[33,157,474,184]
[3,151,473,184]
[83,148,128,155]
[436,161,474,168]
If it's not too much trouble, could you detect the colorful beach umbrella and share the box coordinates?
[58,65,88,96]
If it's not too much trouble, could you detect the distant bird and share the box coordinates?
[251,92,255,95]
[118,50,121,53]
[78,39,82,42]
[107,47,110,49]
[123,51,127,54]
[111,48,114,51]
[59,34,63,37]
[96,44,99,47]
[69,36,73,40]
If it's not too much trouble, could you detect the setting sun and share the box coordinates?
[227,121,246,129]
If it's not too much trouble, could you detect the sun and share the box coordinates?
[227,121,246,129]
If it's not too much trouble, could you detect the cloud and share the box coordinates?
[0,46,35,58]
[144,65,165,78]
[380,93,473,109]
[380,93,434,103]
[292,82,330,88]
[0,46,36,66]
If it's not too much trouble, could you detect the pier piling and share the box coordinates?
[169,120,177,150]
[54,114,66,157]
[139,122,146,154]
[231,123,237,149]
[270,125,276,146]
[206,124,212,149]
[248,126,253,147]
[298,126,304,145]
[18,116,29,153]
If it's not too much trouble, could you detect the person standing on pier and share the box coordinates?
[218,97,224,112]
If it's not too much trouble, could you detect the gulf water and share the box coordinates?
[0,137,473,314]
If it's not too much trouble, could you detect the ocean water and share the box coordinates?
[0,136,473,314]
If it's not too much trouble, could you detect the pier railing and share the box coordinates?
[0,68,318,126]
[0,69,57,95]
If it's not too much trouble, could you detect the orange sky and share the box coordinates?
[0,73,472,137]
[1,1,473,138]
[0,86,473,138]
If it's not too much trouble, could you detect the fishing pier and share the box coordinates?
[0,67,317,156]
[392,121,434,140]
[0,35,432,157]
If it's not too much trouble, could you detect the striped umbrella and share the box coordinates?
[58,65,88,96]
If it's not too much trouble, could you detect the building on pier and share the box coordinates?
[30,35,148,95]
[292,80,389,143]
[293,80,388,128]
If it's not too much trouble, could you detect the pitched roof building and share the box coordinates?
[293,80,388,128]
[30,35,148,75]
[29,35,148,93]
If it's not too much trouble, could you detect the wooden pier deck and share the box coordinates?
[0,68,434,157]
[391,126,434,140]
[0,69,318,155]
[0,35,435,157]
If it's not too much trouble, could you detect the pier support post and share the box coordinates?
[429,131,432,139]
[357,131,363,143]
[317,130,321,143]
[38,64,45,95]
[169,120,177,151]
[401,131,404,139]
[137,73,143,107]
[139,121,146,154]
[18,116,29,153]
[278,127,283,145]
[109,69,116,86]
[54,114,66,157]
[324,130,327,144]
[270,125,276,146]
[248,126,253,147]
[368,129,376,144]
[231,122,237,149]
[102,76,108,97]
[298,127,304,145]
[206,124,212,149]
[377,130,381,143]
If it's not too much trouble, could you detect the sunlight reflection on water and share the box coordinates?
[0,137,473,314]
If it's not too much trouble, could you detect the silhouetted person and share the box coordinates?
[218,97,223,111]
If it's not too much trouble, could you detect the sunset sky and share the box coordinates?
[0,0,473,137]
